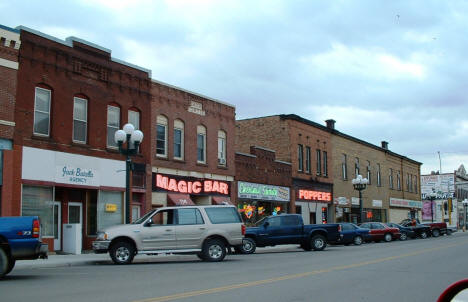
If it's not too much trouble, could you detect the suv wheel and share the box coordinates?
[110,241,135,265]
[432,229,440,237]
[241,238,256,254]
[384,233,392,242]
[202,239,226,262]
[311,235,327,251]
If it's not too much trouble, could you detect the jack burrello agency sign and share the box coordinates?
[237,181,290,202]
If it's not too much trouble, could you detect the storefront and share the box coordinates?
[152,173,232,207]
[389,198,422,223]
[294,180,332,224]
[21,147,128,252]
[236,181,290,226]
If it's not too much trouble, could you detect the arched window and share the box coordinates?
[107,104,120,148]
[173,119,184,160]
[156,115,168,157]
[33,86,52,136]
[197,125,206,163]
[128,108,140,130]
[218,130,226,166]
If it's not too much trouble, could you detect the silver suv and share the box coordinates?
[93,205,245,264]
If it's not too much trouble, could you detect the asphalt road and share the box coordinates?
[2,233,468,302]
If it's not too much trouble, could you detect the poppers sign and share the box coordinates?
[153,173,230,195]
[297,189,332,202]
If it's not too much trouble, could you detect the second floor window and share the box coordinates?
[298,145,303,172]
[413,176,418,193]
[218,130,226,166]
[197,125,206,163]
[128,110,140,130]
[389,168,394,189]
[34,87,51,136]
[323,151,328,176]
[156,115,168,157]
[173,119,184,160]
[397,171,401,190]
[305,146,311,173]
[107,105,120,148]
[377,163,381,186]
[366,161,371,184]
[355,157,360,177]
[316,149,321,175]
[342,154,347,180]
[73,97,87,143]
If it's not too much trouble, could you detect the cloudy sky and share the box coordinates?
[2,0,467,174]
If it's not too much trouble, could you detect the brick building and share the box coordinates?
[5,26,152,252]
[234,146,292,225]
[236,115,333,224]
[0,25,20,215]
[150,80,236,208]
[326,120,422,224]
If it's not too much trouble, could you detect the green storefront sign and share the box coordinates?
[238,181,290,202]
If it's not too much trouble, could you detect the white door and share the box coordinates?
[53,202,61,251]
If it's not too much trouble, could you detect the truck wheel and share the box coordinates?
[202,239,226,262]
[5,258,15,275]
[241,238,256,254]
[311,235,327,251]
[0,248,9,278]
[447,229,452,236]
[399,232,407,241]
[432,229,440,237]
[384,233,392,242]
[353,236,363,246]
[420,231,428,239]
[110,241,135,265]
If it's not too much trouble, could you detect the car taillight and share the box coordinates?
[338,225,342,232]
[33,219,40,238]
[241,224,246,236]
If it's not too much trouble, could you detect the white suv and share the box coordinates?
[93,205,245,264]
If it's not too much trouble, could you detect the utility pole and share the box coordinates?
[438,151,442,174]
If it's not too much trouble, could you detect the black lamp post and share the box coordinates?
[427,189,436,223]
[114,123,143,224]
[352,174,369,223]
[462,199,468,232]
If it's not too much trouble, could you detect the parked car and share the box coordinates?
[358,222,401,242]
[400,219,448,237]
[240,214,341,254]
[337,223,370,245]
[0,216,48,277]
[395,221,431,239]
[93,205,245,264]
[386,222,417,240]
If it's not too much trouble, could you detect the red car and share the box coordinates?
[358,222,401,242]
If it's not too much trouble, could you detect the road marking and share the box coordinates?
[132,240,468,302]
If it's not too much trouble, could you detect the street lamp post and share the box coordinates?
[462,199,468,232]
[428,189,437,223]
[352,174,369,223]
[114,123,144,224]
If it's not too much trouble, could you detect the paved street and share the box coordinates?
[2,233,468,302]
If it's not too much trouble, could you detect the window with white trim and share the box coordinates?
[34,87,51,136]
[107,105,120,148]
[156,115,168,157]
[197,125,206,163]
[174,119,184,160]
[73,97,87,143]
[298,145,303,172]
[218,130,226,166]
[128,110,140,130]
[305,146,311,173]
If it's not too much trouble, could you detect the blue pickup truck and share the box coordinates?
[238,214,341,254]
[0,216,48,277]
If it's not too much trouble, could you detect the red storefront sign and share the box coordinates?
[153,173,229,195]
[297,189,332,202]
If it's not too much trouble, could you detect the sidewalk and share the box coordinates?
[14,245,302,270]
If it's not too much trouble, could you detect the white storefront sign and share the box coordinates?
[372,200,382,208]
[389,198,422,209]
[22,147,125,188]
[351,197,360,205]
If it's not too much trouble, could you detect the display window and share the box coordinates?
[237,200,288,226]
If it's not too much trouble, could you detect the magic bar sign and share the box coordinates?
[152,173,230,195]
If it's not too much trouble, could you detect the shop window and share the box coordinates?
[218,130,226,166]
[34,87,51,136]
[342,154,348,180]
[73,97,87,143]
[177,208,204,225]
[107,105,120,148]
[305,147,311,173]
[156,115,168,157]
[22,185,54,237]
[323,151,328,177]
[298,144,303,172]
[174,119,184,160]
[316,149,321,175]
[197,125,206,163]
[98,191,123,230]
[128,110,140,130]
[87,192,97,236]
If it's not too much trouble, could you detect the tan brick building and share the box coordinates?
[236,115,333,224]
[327,120,422,224]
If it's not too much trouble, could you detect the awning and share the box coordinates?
[167,194,195,206]
[212,196,233,205]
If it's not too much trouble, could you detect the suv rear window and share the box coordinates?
[205,207,242,224]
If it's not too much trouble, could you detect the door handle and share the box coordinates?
[199,227,206,230]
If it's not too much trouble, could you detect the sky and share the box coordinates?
[1,0,467,175]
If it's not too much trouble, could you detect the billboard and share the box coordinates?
[421,174,455,199]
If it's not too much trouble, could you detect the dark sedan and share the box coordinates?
[338,223,370,245]
[359,222,401,242]
[386,222,416,240]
